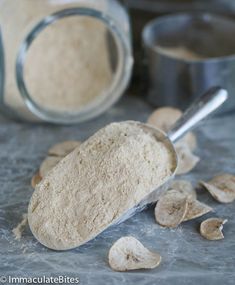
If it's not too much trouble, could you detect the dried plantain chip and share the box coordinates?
[31,171,42,188]
[155,190,188,228]
[200,174,235,203]
[175,132,197,152]
[39,156,62,178]
[147,107,182,133]
[147,107,197,151]
[108,236,161,271]
[200,218,227,240]
[175,145,200,175]
[183,200,213,222]
[48,140,81,157]
[169,179,197,200]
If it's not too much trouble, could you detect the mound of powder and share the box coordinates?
[28,122,175,250]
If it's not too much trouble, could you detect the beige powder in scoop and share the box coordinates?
[28,122,175,250]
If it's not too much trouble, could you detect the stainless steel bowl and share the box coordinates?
[142,13,235,114]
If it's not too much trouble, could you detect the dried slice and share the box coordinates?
[200,174,235,203]
[200,218,227,240]
[155,190,188,227]
[147,107,182,133]
[169,180,197,200]
[147,107,197,151]
[31,172,42,188]
[175,145,200,175]
[183,200,212,221]
[39,156,62,178]
[48,140,81,157]
[175,133,197,152]
[108,236,161,271]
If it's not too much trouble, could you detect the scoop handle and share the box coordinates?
[167,87,228,143]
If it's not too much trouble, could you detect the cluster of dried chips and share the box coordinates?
[197,173,235,240]
[147,107,199,175]
[154,174,234,241]
[108,236,161,272]
[154,180,212,228]
[31,140,81,188]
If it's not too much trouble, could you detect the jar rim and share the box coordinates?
[16,7,133,124]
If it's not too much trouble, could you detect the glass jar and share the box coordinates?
[0,0,133,123]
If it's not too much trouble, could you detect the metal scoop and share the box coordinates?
[115,86,228,224]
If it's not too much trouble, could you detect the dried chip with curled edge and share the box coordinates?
[200,218,227,240]
[48,140,81,157]
[39,156,62,178]
[147,107,197,151]
[155,190,188,227]
[31,171,42,188]
[108,236,161,271]
[175,133,197,152]
[175,145,200,175]
[183,200,213,222]
[147,107,182,133]
[169,180,197,200]
[200,174,235,203]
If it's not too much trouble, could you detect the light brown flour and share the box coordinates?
[24,16,112,112]
[12,214,28,240]
[0,0,111,119]
[28,122,175,250]
[157,46,204,61]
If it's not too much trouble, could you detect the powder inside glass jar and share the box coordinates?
[24,16,112,113]
[1,0,115,120]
